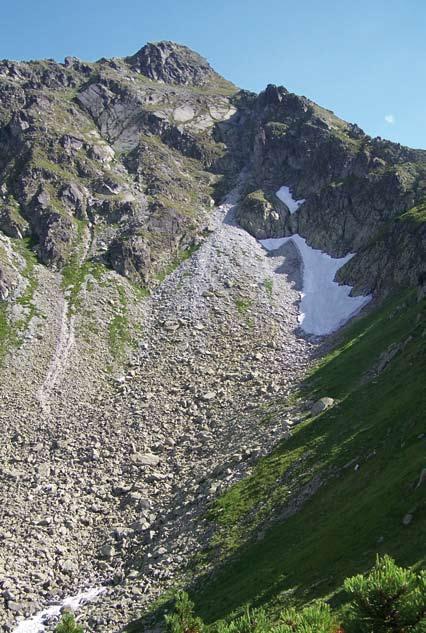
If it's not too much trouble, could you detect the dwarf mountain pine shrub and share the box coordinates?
[165,556,425,633]
[165,591,205,633]
[343,554,425,632]
[54,612,84,633]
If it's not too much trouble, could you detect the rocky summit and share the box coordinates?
[0,41,424,633]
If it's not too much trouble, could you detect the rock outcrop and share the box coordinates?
[126,41,227,87]
[235,190,288,239]
[215,85,426,293]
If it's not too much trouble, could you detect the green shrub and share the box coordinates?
[343,555,425,632]
[54,612,84,633]
[165,592,205,633]
[214,604,340,633]
[215,608,269,633]
[277,602,341,632]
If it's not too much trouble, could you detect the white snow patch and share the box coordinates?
[260,235,371,335]
[276,186,305,214]
[13,587,105,633]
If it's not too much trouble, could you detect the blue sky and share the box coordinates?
[2,0,425,148]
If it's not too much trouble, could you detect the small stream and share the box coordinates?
[13,587,106,633]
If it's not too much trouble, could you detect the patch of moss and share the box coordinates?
[245,190,268,204]
[264,278,273,299]
[397,202,426,224]
[36,153,73,177]
[130,282,151,300]
[175,79,238,98]
[235,296,253,315]
[108,284,131,361]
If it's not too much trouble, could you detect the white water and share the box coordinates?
[260,234,371,335]
[276,185,305,214]
[13,587,105,633]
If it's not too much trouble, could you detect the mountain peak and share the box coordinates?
[127,40,223,87]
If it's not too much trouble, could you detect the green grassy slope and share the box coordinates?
[190,290,425,624]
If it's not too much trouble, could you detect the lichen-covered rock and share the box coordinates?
[108,234,151,283]
[60,183,88,219]
[0,199,29,238]
[311,397,335,416]
[236,190,287,239]
[37,212,76,267]
[0,266,11,300]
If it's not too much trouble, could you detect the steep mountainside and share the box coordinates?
[0,41,424,633]
[222,86,426,293]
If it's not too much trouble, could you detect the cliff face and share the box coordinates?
[215,84,426,294]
